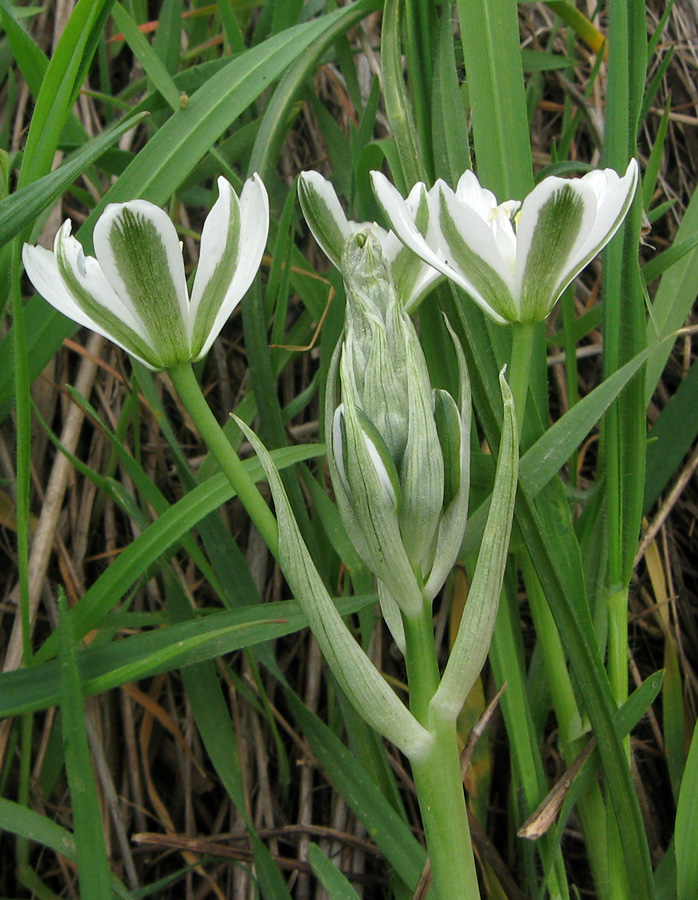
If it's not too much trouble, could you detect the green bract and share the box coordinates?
[22,175,269,370]
[298,170,441,312]
[232,415,433,762]
[371,161,639,324]
[326,231,471,622]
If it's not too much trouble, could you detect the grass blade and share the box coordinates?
[675,720,698,900]
[58,590,112,896]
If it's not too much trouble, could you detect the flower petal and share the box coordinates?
[93,199,189,368]
[371,172,447,274]
[190,174,269,359]
[515,175,597,321]
[385,182,442,311]
[298,170,352,268]
[558,160,639,289]
[436,183,518,323]
[22,241,103,334]
[455,169,500,218]
[24,223,159,368]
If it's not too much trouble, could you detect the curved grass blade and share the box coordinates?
[381,0,427,191]
[0,594,375,717]
[676,720,698,900]
[33,445,322,664]
[111,2,180,111]
[308,843,361,900]
[520,336,673,498]
[0,797,76,862]
[18,0,113,190]
[0,112,147,247]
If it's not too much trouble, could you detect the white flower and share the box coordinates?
[371,160,639,324]
[22,175,269,370]
[298,170,441,312]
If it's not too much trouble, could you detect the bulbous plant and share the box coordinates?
[238,230,519,900]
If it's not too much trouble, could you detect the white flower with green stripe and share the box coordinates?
[22,175,269,370]
[371,161,638,324]
[298,170,441,312]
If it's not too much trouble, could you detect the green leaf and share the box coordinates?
[521,48,575,72]
[18,0,113,190]
[59,591,112,897]
[431,1,471,186]
[307,844,361,900]
[381,0,427,191]
[645,183,698,400]
[644,355,698,513]
[0,595,376,717]
[455,0,533,199]
[538,670,665,897]
[111,2,181,112]
[520,337,673,498]
[0,113,147,247]
[676,720,698,900]
[33,445,321,664]
[0,797,76,861]
[517,484,655,900]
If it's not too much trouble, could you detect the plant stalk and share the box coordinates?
[508,320,535,440]
[168,362,279,559]
[403,603,481,900]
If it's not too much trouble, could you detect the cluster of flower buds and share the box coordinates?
[325,229,472,633]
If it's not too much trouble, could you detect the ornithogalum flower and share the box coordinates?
[371,160,638,324]
[298,170,441,312]
[23,175,269,370]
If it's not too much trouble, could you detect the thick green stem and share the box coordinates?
[168,362,279,559]
[508,321,535,439]
[403,603,481,900]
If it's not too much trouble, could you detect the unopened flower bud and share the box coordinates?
[326,231,472,618]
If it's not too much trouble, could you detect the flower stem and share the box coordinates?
[168,362,279,559]
[508,320,535,439]
[403,603,481,900]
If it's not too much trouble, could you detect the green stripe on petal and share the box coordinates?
[438,189,519,323]
[189,182,242,357]
[95,203,189,368]
[298,171,350,268]
[54,227,159,368]
[517,182,591,322]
